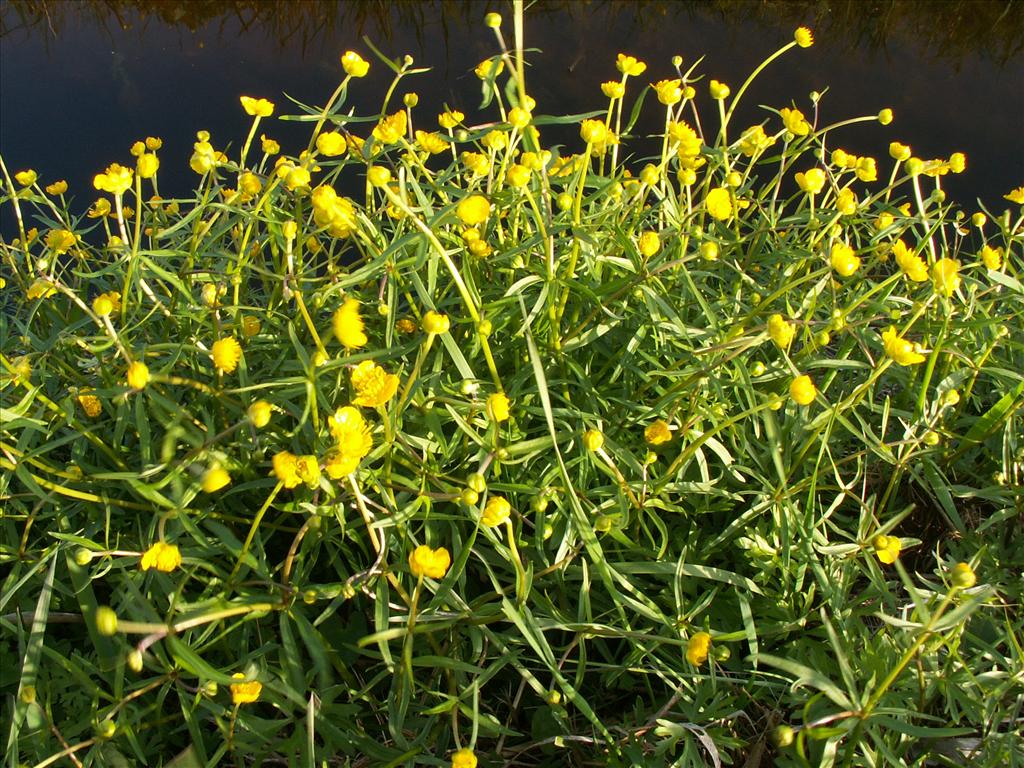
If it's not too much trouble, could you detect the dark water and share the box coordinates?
[1,0,1022,221]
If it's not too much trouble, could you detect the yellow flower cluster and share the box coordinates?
[140,541,181,572]
[93,163,134,195]
[272,451,322,489]
[351,360,399,407]
[881,327,925,366]
[312,185,358,238]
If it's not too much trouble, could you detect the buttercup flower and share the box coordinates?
[457,195,490,226]
[77,390,102,418]
[474,57,504,80]
[45,228,77,254]
[341,51,369,77]
[351,360,399,407]
[615,54,647,76]
[45,180,68,195]
[931,258,961,297]
[416,130,448,155]
[855,156,878,183]
[652,79,683,105]
[202,466,232,493]
[230,674,263,704]
[686,631,711,666]
[212,337,243,374]
[506,164,531,188]
[789,374,816,405]
[780,107,810,137]
[327,406,374,471]
[316,132,347,156]
[795,168,826,195]
[980,245,1003,270]
[409,544,452,579]
[882,327,926,366]
[768,314,796,350]
[240,96,275,117]
[15,169,37,186]
[644,419,672,445]
[93,163,134,195]
[248,400,272,428]
[582,429,604,451]
[601,81,625,99]
[126,361,150,390]
[422,311,450,335]
[92,291,121,317]
[1004,187,1024,204]
[889,142,912,161]
[892,240,928,282]
[137,153,159,179]
[295,455,321,488]
[950,562,977,589]
[482,496,512,527]
[334,298,368,349]
[451,747,478,768]
[140,541,181,572]
[373,111,407,144]
[580,119,608,146]
[638,231,660,257]
[794,26,814,47]
[272,451,302,488]
[738,125,774,156]
[439,110,464,129]
[872,534,900,564]
[709,79,730,100]
[311,184,357,237]
[507,107,532,129]
[261,134,280,155]
[705,187,732,221]
[487,392,511,423]
[836,187,857,215]
[830,242,860,277]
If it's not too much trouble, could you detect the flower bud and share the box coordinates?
[582,429,604,451]
[484,12,501,28]
[96,606,118,636]
[950,562,976,589]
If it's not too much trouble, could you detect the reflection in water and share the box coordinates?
[3,0,1022,68]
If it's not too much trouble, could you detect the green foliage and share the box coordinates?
[2,6,1022,767]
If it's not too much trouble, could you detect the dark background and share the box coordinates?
[2,0,1022,219]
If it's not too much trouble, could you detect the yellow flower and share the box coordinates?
[780,107,810,137]
[475,57,504,80]
[1004,186,1024,204]
[889,142,912,161]
[351,360,399,407]
[709,80,730,100]
[140,541,181,572]
[638,231,660,257]
[126,362,150,390]
[830,242,860,277]
[248,400,272,428]
[202,466,232,493]
[507,107,532,129]
[794,26,814,47]
[457,195,490,226]
[46,229,77,254]
[981,245,1003,270]
[316,132,347,156]
[409,544,452,579]
[948,152,966,173]
[931,258,961,297]
[88,198,112,218]
[738,125,774,157]
[230,674,263,704]
[836,187,857,215]
[415,130,448,155]
[950,562,977,589]
[272,451,301,488]
[373,111,407,144]
[615,54,647,76]
[311,185,357,238]
[212,337,243,374]
[15,169,38,186]
[328,406,374,460]
[644,419,672,445]
[487,393,511,423]
[705,187,732,221]
[242,315,262,338]
[686,631,711,666]
[92,291,122,317]
[580,119,608,145]
[872,534,900,565]
[45,179,68,195]
[652,79,683,105]
[341,50,369,77]
[892,240,928,282]
[26,279,55,301]
[334,298,368,349]
[261,134,280,155]
[451,747,477,768]
[422,310,450,335]
[795,168,826,195]
[601,81,625,99]
[855,156,878,182]
[506,164,531,188]
[789,374,816,405]
[882,327,926,366]
[768,314,795,350]
[877,108,894,125]
[482,496,512,527]
[77,390,102,418]
[462,151,490,176]
[582,429,604,451]
[137,153,159,179]
[93,163,134,195]
[240,96,275,117]
[324,450,360,478]
[439,110,465,129]
[295,455,321,488]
